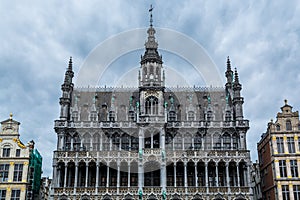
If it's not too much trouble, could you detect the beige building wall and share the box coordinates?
[0,114,33,200]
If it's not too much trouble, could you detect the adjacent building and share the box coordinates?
[0,114,42,199]
[40,177,52,200]
[258,100,300,200]
[51,13,252,200]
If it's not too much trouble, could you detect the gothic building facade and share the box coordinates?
[51,16,252,200]
[258,101,300,200]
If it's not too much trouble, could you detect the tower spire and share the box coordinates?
[227,56,231,72]
[234,68,240,84]
[149,4,153,27]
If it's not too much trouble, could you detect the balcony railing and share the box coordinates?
[53,186,250,196]
[54,119,249,129]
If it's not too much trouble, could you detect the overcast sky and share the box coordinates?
[1,1,300,177]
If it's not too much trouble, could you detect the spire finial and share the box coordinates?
[284,99,288,105]
[234,68,239,83]
[9,113,13,120]
[149,4,154,27]
[227,56,231,71]
[68,56,73,70]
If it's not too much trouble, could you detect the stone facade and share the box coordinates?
[51,16,252,200]
[0,114,37,199]
[258,100,300,200]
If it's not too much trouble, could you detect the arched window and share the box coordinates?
[145,96,158,115]
[204,135,211,150]
[223,133,231,150]
[232,133,239,150]
[194,133,202,150]
[184,134,193,150]
[2,146,10,157]
[83,133,91,151]
[149,65,154,74]
[121,134,130,151]
[286,120,292,131]
[213,133,221,150]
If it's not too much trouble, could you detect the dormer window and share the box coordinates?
[286,120,292,131]
[2,147,10,157]
[276,124,281,131]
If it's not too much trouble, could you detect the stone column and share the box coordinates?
[96,163,99,194]
[184,162,188,187]
[236,163,240,187]
[117,163,120,188]
[195,163,198,187]
[64,164,68,188]
[174,163,177,187]
[226,162,230,193]
[161,163,166,190]
[128,164,131,188]
[215,163,219,187]
[151,132,153,148]
[74,163,78,194]
[106,164,110,187]
[205,162,208,187]
[53,164,57,187]
[71,138,74,151]
[138,128,144,190]
[85,163,89,187]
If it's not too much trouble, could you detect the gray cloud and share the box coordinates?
[1,0,300,176]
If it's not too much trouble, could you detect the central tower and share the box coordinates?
[138,9,165,119]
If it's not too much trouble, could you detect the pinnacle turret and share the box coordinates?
[234,68,240,84]
[140,6,162,65]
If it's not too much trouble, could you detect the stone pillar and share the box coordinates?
[85,163,89,187]
[161,163,166,190]
[215,163,219,187]
[96,163,99,194]
[128,164,131,188]
[71,138,74,151]
[117,163,120,188]
[64,164,68,188]
[226,162,230,193]
[174,163,177,187]
[184,162,188,187]
[205,162,208,187]
[236,163,240,187]
[106,165,110,187]
[53,164,57,187]
[138,128,144,190]
[74,162,78,194]
[151,132,153,148]
[195,163,198,187]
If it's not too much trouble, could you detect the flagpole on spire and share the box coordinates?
[149,4,153,27]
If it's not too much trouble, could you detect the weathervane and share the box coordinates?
[149,4,154,27]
